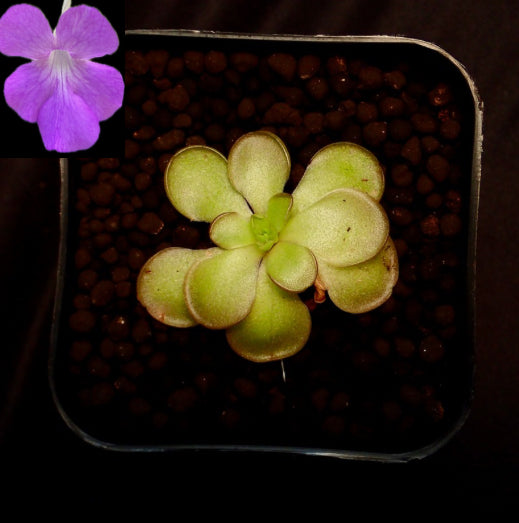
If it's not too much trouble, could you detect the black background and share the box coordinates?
[1,0,519,516]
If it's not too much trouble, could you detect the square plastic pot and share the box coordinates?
[49,30,482,462]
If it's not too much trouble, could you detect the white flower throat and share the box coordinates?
[48,48,74,88]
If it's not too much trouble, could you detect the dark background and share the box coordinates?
[1,0,518,515]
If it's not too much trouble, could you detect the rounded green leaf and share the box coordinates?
[228,131,290,215]
[291,142,385,214]
[184,245,263,329]
[318,238,399,314]
[265,241,317,292]
[280,188,389,267]
[209,212,254,249]
[137,247,216,327]
[266,192,293,233]
[226,263,312,362]
[165,145,250,223]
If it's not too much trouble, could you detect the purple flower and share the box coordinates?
[0,4,123,152]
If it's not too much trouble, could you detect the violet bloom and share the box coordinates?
[0,4,124,152]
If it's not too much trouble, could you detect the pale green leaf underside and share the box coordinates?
[291,142,385,214]
[209,212,254,249]
[280,188,389,267]
[165,145,250,223]
[228,131,290,216]
[137,247,215,327]
[185,244,263,329]
[318,238,399,314]
[265,241,317,292]
[226,263,312,362]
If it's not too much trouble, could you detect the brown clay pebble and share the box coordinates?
[89,183,115,206]
[434,304,456,326]
[168,387,198,413]
[358,65,383,90]
[204,50,227,74]
[356,102,378,123]
[420,214,441,237]
[440,213,462,236]
[137,212,164,235]
[298,55,320,79]
[379,96,405,117]
[107,315,130,340]
[70,340,92,362]
[128,248,146,270]
[440,119,461,140]
[384,70,406,90]
[268,53,297,82]
[230,52,258,72]
[426,154,450,182]
[428,83,452,107]
[129,397,152,416]
[234,377,258,399]
[363,121,387,147]
[419,335,445,363]
[90,382,115,405]
[400,136,422,165]
[305,77,329,100]
[90,280,115,306]
[237,98,255,119]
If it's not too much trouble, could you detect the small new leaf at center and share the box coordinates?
[250,214,279,252]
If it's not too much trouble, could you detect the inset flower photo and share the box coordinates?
[0,0,124,157]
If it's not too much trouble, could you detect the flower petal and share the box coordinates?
[0,4,53,59]
[55,5,119,59]
[280,188,389,267]
[165,145,251,223]
[292,142,385,214]
[228,131,290,215]
[185,245,263,329]
[209,212,255,249]
[318,238,399,314]
[137,247,216,327]
[226,262,312,362]
[70,60,124,121]
[265,241,317,292]
[37,87,100,152]
[4,61,53,122]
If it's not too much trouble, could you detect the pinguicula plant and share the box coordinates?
[137,131,398,362]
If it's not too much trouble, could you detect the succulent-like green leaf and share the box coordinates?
[266,192,293,233]
[228,131,290,216]
[291,142,385,214]
[226,263,312,362]
[137,247,216,327]
[280,188,389,267]
[210,212,254,249]
[265,241,317,292]
[184,244,263,329]
[250,214,279,252]
[318,238,399,314]
[165,145,250,223]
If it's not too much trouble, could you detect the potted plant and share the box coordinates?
[50,30,482,460]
